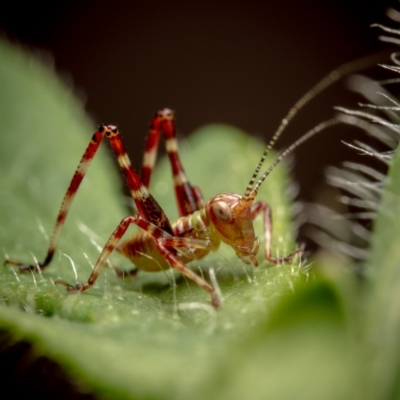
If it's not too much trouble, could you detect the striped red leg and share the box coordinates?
[55,215,219,307]
[156,243,220,308]
[4,125,172,272]
[251,201,302,264]
[141,109,205,216]
[4,128,107,272]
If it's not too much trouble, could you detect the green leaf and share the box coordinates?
[0,38,308,399]
[206,280,356,400]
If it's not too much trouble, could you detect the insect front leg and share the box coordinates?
[251,201,302,264]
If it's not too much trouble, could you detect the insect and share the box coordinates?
[4,57,372,308]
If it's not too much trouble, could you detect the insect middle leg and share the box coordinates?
[251,201,302,264]
[55,215,220,307]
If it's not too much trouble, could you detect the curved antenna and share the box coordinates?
[246,117,342,201]
[243,51,389,200]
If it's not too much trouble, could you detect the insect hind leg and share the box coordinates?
[141,109,205,216]
[4,129,107,272]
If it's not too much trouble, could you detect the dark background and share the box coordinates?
[0,0,397,204]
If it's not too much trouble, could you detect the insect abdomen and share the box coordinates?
[117,231,170,272]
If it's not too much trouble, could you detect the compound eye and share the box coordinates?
[212,201,232,222]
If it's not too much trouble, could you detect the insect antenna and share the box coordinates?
[243,52,390,200]
[246,116,343,201]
